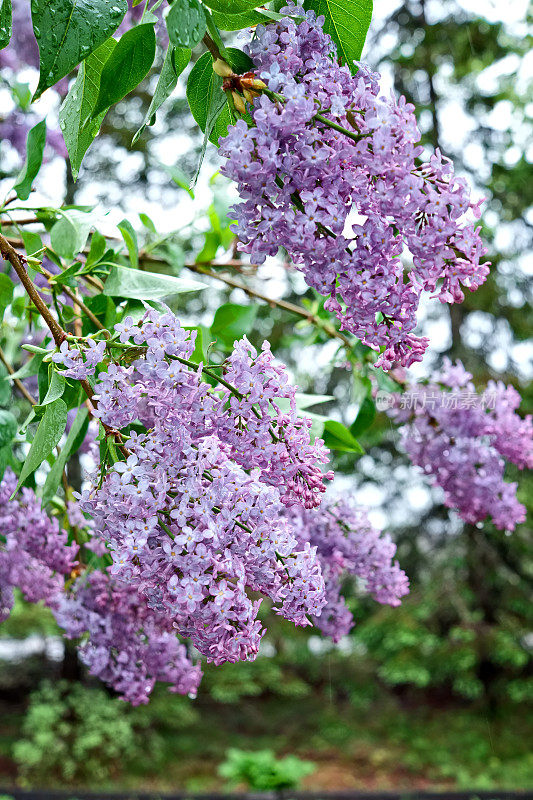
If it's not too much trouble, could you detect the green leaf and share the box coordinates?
[162,163,195,198]
[166,0,206,49]
[279,393,334,411]
[14,399,68,493]
[13,119,46,201]
[117,219,139,268]
[103,265,206,300]
[34,369,66,411]
[0,273,14,320]
[59,38,117,180]
[21,230,43,259]
[186,48,253,146]
[139,213,156,233]
[303,0,373,69]
[7,352,45,383]
[322,419,364,453]
[86,230,107,266]
[42,405,88,505]
[92,23,157,118]
[211,303,257,345]
[0,409,17,448]
[0,0,12,50]
[31,0,127,99]
[0,363,11,407]
[0,444,10,481]
[210,9,264,30]
[50,210,93,261]
[132,45,191,144]
[202,0,261,12]
[350,396,376,437]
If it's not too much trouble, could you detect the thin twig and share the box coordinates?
[0,345,37,405]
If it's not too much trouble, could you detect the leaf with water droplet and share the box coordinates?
[31,0,127,99]
[166,0,206,49]
[59,37,116,179]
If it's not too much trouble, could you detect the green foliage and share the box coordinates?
[31,0,127,100]
[15,399,67,492]
[102,264,206,300]
[50,210,94,262]
[166,0,206,49]
[13,681,136,784]
[0,274,14,320]
[210,8,265,30]
[186,48,253,146]
[92,24,156,118]
[34,369,66,412]
[211,302,257,347]
[42,405,88,505]
[0,0,11,50]
[0,408,17,448]
[13,119,46,200]
[219,748,315,790]
[322,419,364,453]
[132,45,191,144]
[59,39,117,180]
[202,0,262,12]
[303,0,373,69]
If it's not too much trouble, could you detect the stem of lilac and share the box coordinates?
[0,232,65,346]
[174,355,281,442]
[313,112,367,144]
[259,86,367,145]
[0,233,129,457]
[43,268,107,333]
[202,32,225,62]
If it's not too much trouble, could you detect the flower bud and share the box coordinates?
[232,92,247,115]
[213,58,234,78]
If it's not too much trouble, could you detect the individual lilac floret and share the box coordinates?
[52,339,106,380]
[286,499,409,641]
[388,359,533,530]
[219,3,489,369]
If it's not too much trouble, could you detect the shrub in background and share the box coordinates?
[218,748,315,791]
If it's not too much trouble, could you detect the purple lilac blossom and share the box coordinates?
[219,3,489,370]
[388,359,533,530]
[78,308,331,666]
[53,338,107,380]
[286,499,409,641]
[0,470,78,621]
[54,571,202,705]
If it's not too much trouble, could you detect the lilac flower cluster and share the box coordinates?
[77,308,331,666]
[219,3,489,369]
[216,337,333,508]
[0,470,78,622]
[55,571,201,705]
[52,338,107,380]
[286,499,409,641]
[0,471,200,703]
[389,359,533,530]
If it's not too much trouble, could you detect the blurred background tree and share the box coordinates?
[0,0,531,791]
